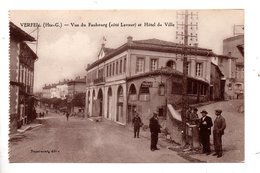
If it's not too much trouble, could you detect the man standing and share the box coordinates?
[66,112,69,121]
[213,109,226,158]
[149,111,161,151]
[189,107,199,125]
[132,112,142,138]
[199,110,213,155]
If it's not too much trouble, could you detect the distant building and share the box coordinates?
[42,84,52,98]
[9,22,38,133]
[42,80,68,100]
[85,37,216,125]
[67,76,86,114]
[219,34,244,99]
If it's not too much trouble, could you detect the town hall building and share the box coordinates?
[85,36,218,126]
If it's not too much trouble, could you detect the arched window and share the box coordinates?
[139,82,150,101]
[97,89,103,117]
[92,90,96,100]
[107,87,112,119]
[117,86,124,122]
[166,60,176,69]
[129,84,137,101]
[129,84,137,95]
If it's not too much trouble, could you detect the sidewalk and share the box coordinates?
[128,125,205,162]
[9,118,44,142]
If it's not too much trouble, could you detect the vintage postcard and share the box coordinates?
[7,9,245,164]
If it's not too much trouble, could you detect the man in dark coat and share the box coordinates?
[199,110,213,155]
[213,109,226,158]
[66,112,69,121]
[149,111,161,151]
[132,112,142,138]
[189,107,199,125]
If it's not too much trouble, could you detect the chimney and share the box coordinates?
[127,36,133,44]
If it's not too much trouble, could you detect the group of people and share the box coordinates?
[38,112,45,118]
[187,107,227,158]
[132,107,226,158]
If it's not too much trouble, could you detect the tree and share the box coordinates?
[72,92,85,108]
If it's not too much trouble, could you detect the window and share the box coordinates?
[196,62,203,77]
[20,65,23,83]
[200,84,204,95]
[112,62,115,76]
[116,61,118,75]
[119,59,122,74]
[28,71,31,86]
[186,62,190,75]
[187,80,193,94]
[129,84,137,95]
[150,59,158,71]
[109,64,112,76]
[228,83,232,90]
[158,83,165,96]
[24,67,26,84]
[139,86,149,94]
[204,85,207,95]
[106,65,109,77]
[192,82,198,94]
[139,84,150,101]
[166,60,176,69]
[123,57,126,73]
[172,81,183,94]
[241,67,244,79]
[136,57,145,73]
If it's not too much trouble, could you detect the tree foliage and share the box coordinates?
[72,92,85,107]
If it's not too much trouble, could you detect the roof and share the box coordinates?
[103,47,114,54]
[67,78,86,85]
[126,67,209,85]
[223,34,244,42]
[217,54,238,59]
[211,62,224,77]
[10,22,35,42]
[42,80,69,89]
[237,44,244,57]
[20,42,38,60]
[236,61,244,66]
[86,38,214,71]
[97,44,115,58]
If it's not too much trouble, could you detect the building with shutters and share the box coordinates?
[85,36,216,125]
[9,22,38,133]
[218,34,244,99]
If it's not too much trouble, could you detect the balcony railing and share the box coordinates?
[93,77,105,85]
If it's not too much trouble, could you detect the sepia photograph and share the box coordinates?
[7,9,245,163]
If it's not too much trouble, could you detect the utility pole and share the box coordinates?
[176,10,198,144]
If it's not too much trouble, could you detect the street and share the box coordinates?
[9,111,188,163]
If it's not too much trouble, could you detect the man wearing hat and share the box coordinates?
[213,109,226,158]
[199,110,213,155]
[149,110,161,151]
[132,111,143,138]
[189,107,200,125]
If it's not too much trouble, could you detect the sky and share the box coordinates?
[10,10,244,92]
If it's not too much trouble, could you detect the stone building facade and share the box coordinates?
[85,37,216,126]
[9,22,38,133]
